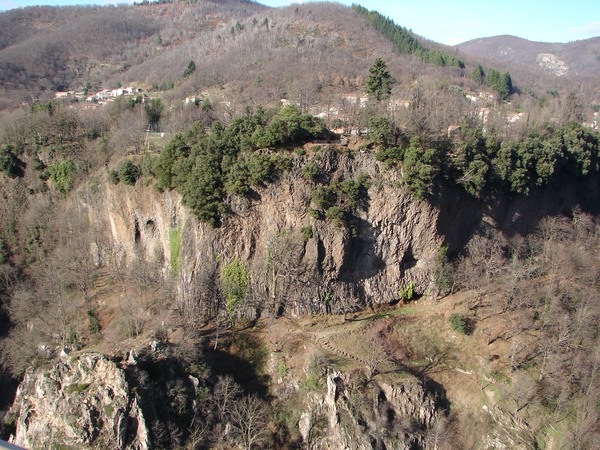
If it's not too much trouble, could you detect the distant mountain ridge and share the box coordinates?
[0,1,598,108]
[455,34,600,80]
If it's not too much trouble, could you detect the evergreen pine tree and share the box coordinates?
[183,60,196,78]
[365,58,393,101]
[471,65,485,85]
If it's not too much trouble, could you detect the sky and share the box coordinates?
[0,0,598,45]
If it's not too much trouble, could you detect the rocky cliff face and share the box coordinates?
[7,353,149,449]
[6,351,440,450]
[298,371,437,450]
[85,150,455,319]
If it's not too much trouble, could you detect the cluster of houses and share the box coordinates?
[88,87,143,102]
[54,86,143,106]
[53,86,599,132]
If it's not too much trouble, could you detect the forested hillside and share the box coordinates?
[0,1,599,449]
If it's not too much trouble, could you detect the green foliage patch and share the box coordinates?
[353,5,464,68]
[220,258,249,327]
[398,282,415,302]
[118,160,141,185]
[365,59,393,101]
[153,105,326,226]
[0,145,22,178]
[66,383,90,394]
[169,225,182,276]
[310,173,371,226]
[86,309,100,334]
[374,123,600,201]
[448,313,469,334]
[300,225,313,242]
[485,68,513,101]
[47,159,76,196]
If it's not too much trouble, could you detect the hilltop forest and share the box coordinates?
[0,1,599,449]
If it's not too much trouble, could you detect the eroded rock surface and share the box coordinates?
[299,371,438,449]
[8,353,149,450]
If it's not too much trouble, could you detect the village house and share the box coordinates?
[506,111,526,123]
[388,99,410,111]
[479,91,496,101]
[342,93,369,107]
[315,106,340,119]
[184,96,201,105]
[86,87,140,103]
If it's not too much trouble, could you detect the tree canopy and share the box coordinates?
[152,105,327,227]
[486,68,513,101]
[365,58,393,101]
[353,4,464,68]
[381,123,600,199]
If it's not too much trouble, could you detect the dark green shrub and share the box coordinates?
[300,226,313,242]
[311,185,337,210]
[48,159,76,195]
[448,313,468,334]
[302,161,320,181]
[336,174,371,208]
[376,147,405,165]
[119,160,141,186]
[246,153,279,185]
[325,206,346,227]
[224,160,251,196]
[108,169,120,185]
[141,154,155,177]
[87,309,100,334]
[0,145,22,178]
[308,208,323,220]
[402,139,440,199]
[183,60,196,78]
[369,116,392,146]
[258,105,327,148]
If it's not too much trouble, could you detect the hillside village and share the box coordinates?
[51,81,572,142]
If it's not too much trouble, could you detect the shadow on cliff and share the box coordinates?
[433,177,600,254]
[337,217,386,282]
[202,331,271,399]
[123,351,200,448]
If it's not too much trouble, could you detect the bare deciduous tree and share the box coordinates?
[425,414,453,450]
[229,394,270,450]
[212,375,242,424]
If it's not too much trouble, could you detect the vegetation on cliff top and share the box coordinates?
[153,104,600,227]
[392,121,600,199]
[152,104,327,226]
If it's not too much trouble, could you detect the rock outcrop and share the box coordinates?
[84,150,458,318]
[7,353,149,450]
[298,371,438,449]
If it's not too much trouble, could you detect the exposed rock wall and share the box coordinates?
[83,149,587,319]
[85,152,451,318]
[8,353,149,450]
